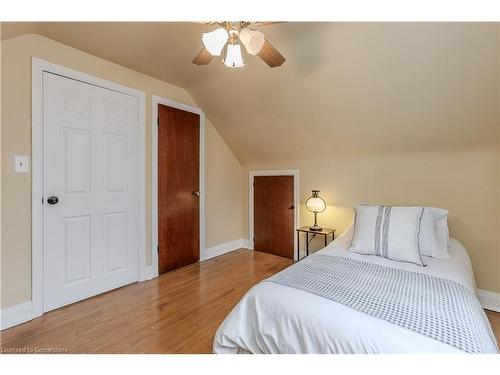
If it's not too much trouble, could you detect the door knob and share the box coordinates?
[192,191,200,197]
[289,205,295,210]
[47,196,59,205]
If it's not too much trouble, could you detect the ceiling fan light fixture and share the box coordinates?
[224,43,244,68]
[202,28,229,56]
[239,28,265,55]
[193,21,285,68]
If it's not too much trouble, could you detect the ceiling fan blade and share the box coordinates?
[257,40,286,67]
[192,48,213,65]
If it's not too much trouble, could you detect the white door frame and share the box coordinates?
[248,170,300,261]
[151,95,205,277]
[31,58,147,318]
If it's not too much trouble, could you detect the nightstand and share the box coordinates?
[296,226,336,260]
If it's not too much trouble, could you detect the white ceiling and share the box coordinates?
[2,22,498,164]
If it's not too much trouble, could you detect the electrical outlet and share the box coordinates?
[15,155,30,173]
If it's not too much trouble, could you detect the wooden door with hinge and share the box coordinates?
[253,176,294,259]
[157,104,200,274]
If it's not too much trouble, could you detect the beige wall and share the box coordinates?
[0,34,243,308]
[205,123,243,248]
[236,24,500,294]
[1,25,500,311]
[243,144,500,293]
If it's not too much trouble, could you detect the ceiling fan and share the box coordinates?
[192,21,286,69]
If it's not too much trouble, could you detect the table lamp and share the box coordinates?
[306,190,326,231]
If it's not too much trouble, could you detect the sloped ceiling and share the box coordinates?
[2,22,498,164]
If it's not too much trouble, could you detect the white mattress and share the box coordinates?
[213,232,480,354]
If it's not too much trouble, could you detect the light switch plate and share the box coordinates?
[15,155,30,173]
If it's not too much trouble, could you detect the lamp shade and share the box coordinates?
[239,28,265,55]
[202,28,229,56]
[224,43,244,68]
[306,190,326,213]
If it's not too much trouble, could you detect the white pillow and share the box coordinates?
[419,207,449,259]
[345,206,450,259]
[350,205,425,266]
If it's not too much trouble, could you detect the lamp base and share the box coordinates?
[309,225,323,231]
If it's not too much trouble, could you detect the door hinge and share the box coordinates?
[42,197,44,204]
[157,244,160,253]
[157,117,159,126]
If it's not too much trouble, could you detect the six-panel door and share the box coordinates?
[43,72,139,312]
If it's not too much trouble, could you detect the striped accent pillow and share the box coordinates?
[350,205,425,266]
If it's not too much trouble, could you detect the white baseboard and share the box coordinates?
[478,289,500,312]
[139,265,157,282]
[1,301,34,331]
[241,239,252,249]
[201,238,250,261]
[245,238,254,250]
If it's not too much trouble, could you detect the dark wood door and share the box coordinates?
[158,104,200,273]
[253,176,294,259]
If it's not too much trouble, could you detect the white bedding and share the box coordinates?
[213,232,483,354]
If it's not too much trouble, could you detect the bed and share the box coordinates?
[213,229,498,354]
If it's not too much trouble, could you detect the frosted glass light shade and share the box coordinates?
[202,28,229,56]
[239,28,265,55]
[224,44,244,68]
[306,191,326,213]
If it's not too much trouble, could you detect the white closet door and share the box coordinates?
[43,72,139,312]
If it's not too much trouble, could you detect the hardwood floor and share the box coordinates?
[486,310,500,344]
[0,249,293,353]
[1,249,499,354]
